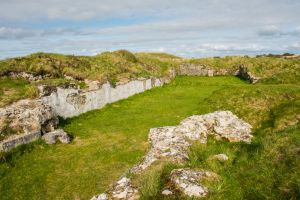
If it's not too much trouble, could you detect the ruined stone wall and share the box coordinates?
[236,65,260,83]
[41,78,163,118]
[0,100,58,151]
[178,63,236,77]
[178,63,261,83]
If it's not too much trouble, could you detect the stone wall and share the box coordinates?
[41,78,163,118]
[0,131,41,151]
[178,63,261,83]
[236,65,260,83]
[178,63,236,76]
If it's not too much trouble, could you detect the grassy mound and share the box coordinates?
[188,56,300,84]
[1,51,299,86]
[0,51,180,84]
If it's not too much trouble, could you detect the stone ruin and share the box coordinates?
[131,111,252,173]
[0,100,70,151]
[91,111,252,199]
[168,169,219,197]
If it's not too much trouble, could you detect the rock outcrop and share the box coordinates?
[42,129,70,144]
[7,71,51,81]
[169,169,219,197]
[91,177,139,200]
[131,111,252,173]
[0,99,58,151]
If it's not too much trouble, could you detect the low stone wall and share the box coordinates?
[237,65,260,83]
[0,131,41,151]
[178,63,236,76]
[41,78,162,118]
[178,63,261,83]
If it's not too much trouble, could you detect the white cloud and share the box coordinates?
[0,0,300,23]
[258,25,281,36]
[290,42,300,50]
[0,0,300,58]
[0,27,35,39]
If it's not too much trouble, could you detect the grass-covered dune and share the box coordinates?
[0,50,299,108]
[188,55,300,84]
[0,50,180,83]
[0,76,299,199]
[0,50,299,85]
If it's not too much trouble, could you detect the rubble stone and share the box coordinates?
[42,129,70,144]
[170,169,219,197]
[131,111,252,173]
[91,177,139,200]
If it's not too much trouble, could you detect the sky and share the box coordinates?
[0,0,300,59]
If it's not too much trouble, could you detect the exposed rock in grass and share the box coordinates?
[7,71,51,81]
[131,111,252,173]
[91,177,139,200]
[169,168,219,198]
[178,111,253,143]
[0,99,58,151]
[131,126,190,173]
[162,189,173,195]
[0,99,58,138]
[42,129,70,144]
[84,79,101,91]
[211,154,229,162]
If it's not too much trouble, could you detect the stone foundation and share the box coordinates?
[0,131,41,151]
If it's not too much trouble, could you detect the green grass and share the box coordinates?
[0,77,38,107]
[0,76,299,200]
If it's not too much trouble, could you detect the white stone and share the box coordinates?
[170,169,218,198]
[184,185,207,197]
[91,193,108,200]
[42,129,70,144]
[162,189,173,195]
[0,99,58,151]
[92,177,139,200]
[212,154,229,162]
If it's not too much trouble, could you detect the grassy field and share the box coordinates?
[0,76,299,200]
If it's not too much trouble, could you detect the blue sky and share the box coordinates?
[0,0,300,59]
